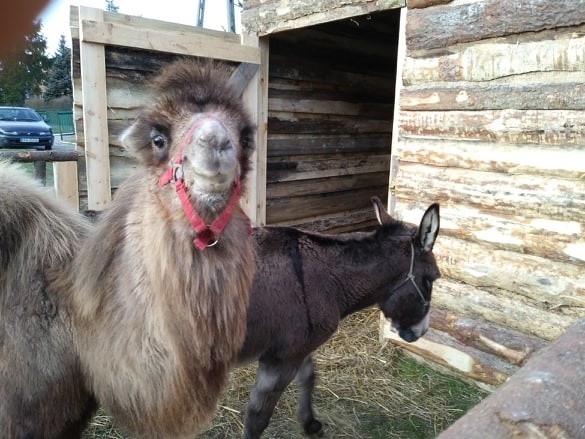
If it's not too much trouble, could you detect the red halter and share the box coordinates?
[158,114,242,250]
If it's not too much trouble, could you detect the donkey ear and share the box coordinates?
[416,203,440,252]
[371,196,395,226]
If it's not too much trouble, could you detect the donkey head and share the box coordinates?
[121,59,255,200]
[374,198,441,343]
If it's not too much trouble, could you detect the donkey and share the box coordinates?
[0,58,256,438]
[238,197,440,438]
[0,161,97,438]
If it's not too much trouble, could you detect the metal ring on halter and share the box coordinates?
[203,227,219,247]
[206,238,219,247]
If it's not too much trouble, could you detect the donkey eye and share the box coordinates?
[152,134,167,149]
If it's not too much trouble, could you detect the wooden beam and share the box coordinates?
[436,318,585,439]
[79,6,111,210]
[406,0,585,51]
[79,18,260,64]
[404,29,585,84]
[240,35,269,226]
[388,7,407,216]
[53,161,80,211]
[242,0,405,36]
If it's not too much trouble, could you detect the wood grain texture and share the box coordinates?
[406,0,585,51]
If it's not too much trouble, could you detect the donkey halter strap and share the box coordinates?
[158,114,242,251]
[391,241,428,306]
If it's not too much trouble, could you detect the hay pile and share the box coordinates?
[84,308,487,438]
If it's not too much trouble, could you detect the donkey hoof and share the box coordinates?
[304,419,323,436]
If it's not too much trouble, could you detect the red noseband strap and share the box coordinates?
[158,114,243,250]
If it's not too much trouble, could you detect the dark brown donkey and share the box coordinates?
[238,198,440,438]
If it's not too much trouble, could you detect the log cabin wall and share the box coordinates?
[263,11,401,232]
[383,0,585,389]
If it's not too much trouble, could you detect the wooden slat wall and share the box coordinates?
[264,10,401,232]
[70,6,262,214]
[384,0,585,388]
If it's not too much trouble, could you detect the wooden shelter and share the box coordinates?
[69,1,585,389]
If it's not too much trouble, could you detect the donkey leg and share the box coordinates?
[244,359,299,439]
[296,355,323,436]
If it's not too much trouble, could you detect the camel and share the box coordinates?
[0,58,256,438]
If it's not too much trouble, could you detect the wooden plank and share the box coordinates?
[241,0,404,36]
[79,7,111,210]
[53,161,80,211]
[240,35,268,226]
[429,308,547,366]
[383,324,516,386]
[397,137,585,180]
[269,113,391,135]
[269,98,393,118]
[406,0,585,52]
[267,172,389,199]
[267,134,389,157]
[272,206,380,233]
[267,186,388,223]
[71,5,242,44]
[268,154,390,182]
[437,318,585,439]
[398,109,585,145]
[398,199,585,265]
[400,80,585,111]
[403,29,585,84]
[431,277,580,342]
[228,62,260,98]
[270,61,393,96]
[80,18,260,64]
[396,163,585,222]
[388,7,407,216]
[407,0,452,8]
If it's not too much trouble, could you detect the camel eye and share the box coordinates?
[152,134,167,149]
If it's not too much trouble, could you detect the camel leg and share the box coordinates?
[296,355,323,436]
[244,359,299,439]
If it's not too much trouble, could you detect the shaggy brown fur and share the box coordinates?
[0,162,97,438]
[0,59,255,438]
[60,59,257,437]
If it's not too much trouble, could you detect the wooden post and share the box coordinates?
[387,7,408,218]
[53,161,80,211]
[437,317,585,438]
[79,6,111,210]
[240,34,269,226]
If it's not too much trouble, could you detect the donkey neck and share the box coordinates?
[302,227,412,318]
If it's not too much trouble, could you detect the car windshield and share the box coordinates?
[0,108,42,122]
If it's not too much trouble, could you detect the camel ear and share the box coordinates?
[371,196,395,226]
[416,203,440,252]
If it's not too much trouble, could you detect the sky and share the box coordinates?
[37,0,242,55]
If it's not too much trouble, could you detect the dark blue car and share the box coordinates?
[0,106,54,150]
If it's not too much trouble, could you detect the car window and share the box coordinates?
[0,108,42,122]
[16,109,41,122]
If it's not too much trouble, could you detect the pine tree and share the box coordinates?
[0,21,50,105]
[44,35,72,100]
